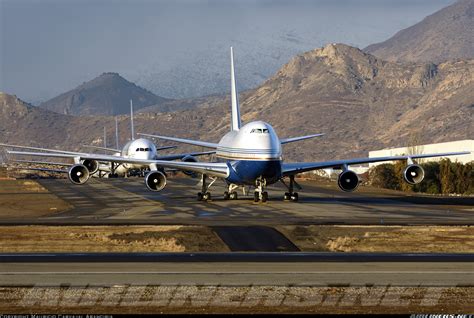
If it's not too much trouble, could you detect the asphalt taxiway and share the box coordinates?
[1,253,472,286]
[2,177,471,225]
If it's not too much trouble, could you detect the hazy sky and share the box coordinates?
[1,0,456,103]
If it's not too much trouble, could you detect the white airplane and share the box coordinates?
[6,48,470,202]
[2,101,212,183]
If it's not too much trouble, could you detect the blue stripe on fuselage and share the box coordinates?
[225,160,282,185]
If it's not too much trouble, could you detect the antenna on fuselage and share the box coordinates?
[230,47,241,131]
[115,116,119,149]
[130,99,135,140]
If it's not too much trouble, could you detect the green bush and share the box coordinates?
[368,160,473,195]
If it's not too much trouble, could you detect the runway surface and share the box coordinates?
[2,177,471,225]
[0,253,472,287]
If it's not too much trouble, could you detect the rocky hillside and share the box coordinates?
[1,44,473,162]
[137,44,473,161]
[39,72,170,116]
[365,0,474,63]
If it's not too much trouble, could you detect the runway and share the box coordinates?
[0,253,472,287]
[1,177,471,225]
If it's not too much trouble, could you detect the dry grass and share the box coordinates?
[0,180,71,217]
[0,225,229,252]
[276,225,474,253]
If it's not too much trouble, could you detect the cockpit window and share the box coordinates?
[145,148,150,151]
[136,148,140,151]
[250,128,269,134]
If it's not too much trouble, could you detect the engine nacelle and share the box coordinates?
[403,164,425,185]
[82,159,99,174]
[145,170,167,192]
[68,164,90,185]
[181,155,198,177]
[337,170,359,192]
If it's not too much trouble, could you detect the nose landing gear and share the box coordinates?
[254,178,268,203]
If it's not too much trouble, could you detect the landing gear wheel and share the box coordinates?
[254,192,259,202]
[230,191,238,200]
[284,192,290,201]
[223,191,230,200]
[262,191,268,202]
[290,192,299,202]
[197,192,203,201]
[203,192,211,201]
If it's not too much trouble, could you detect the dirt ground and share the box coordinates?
[1,286,472,314]
[276,225,474,252]
[0,225,230,252]
[0,180,71,218]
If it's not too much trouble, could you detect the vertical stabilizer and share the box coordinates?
[115,117,119,149]
[130,99,135,140]
[103,127,107,154]
[230,47,241,131]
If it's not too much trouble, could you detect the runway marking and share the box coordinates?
[2,271,472,275]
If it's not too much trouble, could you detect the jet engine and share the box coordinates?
[403,164,425,185]
[337,170,359,192]
[181,155,198,177]
[82,159,99,174]
[68,164,90,185]
[145,170,167,192]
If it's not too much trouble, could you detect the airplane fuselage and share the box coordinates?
[216,121,283,185]
[114,138,158,175]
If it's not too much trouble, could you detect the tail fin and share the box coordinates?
[115,116,120,149]
[230,47,241,131]
[130,99,135,140]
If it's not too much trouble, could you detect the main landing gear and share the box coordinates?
[282,175,300,202]
[197,174,217,201]
[224,183,239,200]
[254,178,268,203]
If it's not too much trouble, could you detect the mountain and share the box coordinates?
[39,72,170,116]
[136,44,473,161]
[365,0,474,63]
[2,44,473,162]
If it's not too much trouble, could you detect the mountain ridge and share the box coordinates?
[364,0,474,63]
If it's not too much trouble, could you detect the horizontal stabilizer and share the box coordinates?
[82,145,121,153]
[156,145,177,151]
[138,133,218,149]
[280,133,325,145]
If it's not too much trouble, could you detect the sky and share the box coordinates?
[0,0,456,103]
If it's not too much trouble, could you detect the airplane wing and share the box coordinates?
[8,166,68,173]
[7,150,229,178]
[0,143,88,156]
[280,133,325,145]
[282,151,471,176]
[138,133,218,149]
[10,159,73,166]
